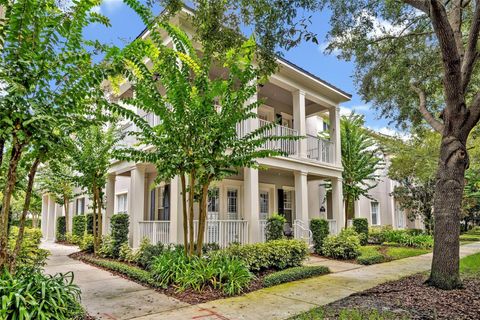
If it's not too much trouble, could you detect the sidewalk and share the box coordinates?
[130,242,480,320]
[41,242,188,320]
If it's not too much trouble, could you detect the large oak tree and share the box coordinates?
[319,0,480,289]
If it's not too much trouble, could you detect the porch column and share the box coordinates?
[103,174,116,235]
[244,167,260,243]
[46,196,56,241]
[41,194,49,239]
[329,106,341,166]
[331,176,344,234]
[169,176,180,244]
[294,171,309,235]
[247,80,258,133]
[293,90,307,158]
[129,165,145,248]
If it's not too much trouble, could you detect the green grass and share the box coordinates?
[289,307,407,320]
[460,234,480,244]
[460,252,480,277]
[356,245,430,265]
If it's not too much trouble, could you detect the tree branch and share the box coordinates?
[466,91,480,130]
[411,84,445,132]
[447,0,464,60]
[403,0,431,14]
[462,0,480,92]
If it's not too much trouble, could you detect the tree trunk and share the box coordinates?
[428,134,468,289]
[344,195,351,229]
[92,184,98,252]
[0,138,4,171]
[181,174,188,256]
[188,171,195,256]
[10,156,41,272]
[196,183,209,256]
[0,138,24,267]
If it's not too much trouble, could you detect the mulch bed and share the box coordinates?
[325,274,480,319]
[69,251,275,305]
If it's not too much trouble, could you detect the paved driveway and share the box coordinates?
[41,242,188,320]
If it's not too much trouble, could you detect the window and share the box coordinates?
[259,191,269,220]
[208,188,220,220]
[370,201,379,225]
[149,189,156,220]
[227,189,238,220]
[283,190,293,211]
[322,121,329,132]
[75,198,85,215]
[117,194,128,214]
[157,185,170,221]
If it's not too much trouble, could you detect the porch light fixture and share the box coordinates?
[320,206,326,213]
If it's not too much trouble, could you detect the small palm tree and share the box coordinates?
[341,113,382,228]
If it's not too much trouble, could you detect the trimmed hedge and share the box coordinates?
[322,228,361,260]
[265,214,286,241]
[56,216,66,242]
[72,215,86,239]
[224,239,308,272]
[111,213,129,257]
[352,218,369,245]
[310,219,329,254]
[263,266,330,287]
[81,255,156,286]
[357,246,385,265]
[85,213,94,235]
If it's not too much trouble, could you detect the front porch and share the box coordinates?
[105,163,344,248]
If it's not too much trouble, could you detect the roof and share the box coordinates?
[134,5,352,100]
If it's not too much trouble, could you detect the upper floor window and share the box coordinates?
[75,198,85,215]
[117,193,128,214]
[370,201,379,225]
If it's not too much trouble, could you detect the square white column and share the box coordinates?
[294,171,309,234]
[129,165,145,248]
[244,167,260,243]
[46,196,56,241]
[41,194,49,239]
[103,174,116,235]
[293,90,307,158]
[331,177,344,234]
[169,176,180,244]
[329,106,341,166]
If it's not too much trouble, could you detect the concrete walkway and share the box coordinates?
[41,242,188,320]
[130,242,480,320]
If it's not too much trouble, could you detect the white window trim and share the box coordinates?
[116,192,128,215]
[370,201,380,226]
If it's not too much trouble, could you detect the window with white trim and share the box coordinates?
[370,201,379,225]
[208,188,220,220]
[75,198,85,215]
[117,194,128,214]
[259,191,269,220]
[227,189,238,220]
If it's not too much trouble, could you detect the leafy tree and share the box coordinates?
[70,124,121,253]
[110,5,296,256]
[0,0,111,267]
[340,114,382,228]
[319,0,480,289]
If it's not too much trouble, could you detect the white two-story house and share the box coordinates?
[41,7,351,248]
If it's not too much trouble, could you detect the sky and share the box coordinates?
[84,1,400,136]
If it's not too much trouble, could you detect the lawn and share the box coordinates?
[291,252,480,320]
[356,245,430,265]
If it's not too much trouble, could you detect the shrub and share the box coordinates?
[118,243,138,263]
[98,235,116,258]
[322,228,361,260]
[66,232,82,245]
[85,213,94,235]
[310,219,329,254]
[150,250,252,295]
[7,227,49,269]
[135,238,165,269]
[82,255,156,286]
[263,266,329,287]
[406,228,424,236]
[56,216,67,242]
[72,215,86,239]
[110,213,129,257]
[0,269,84,320]
[265,214,286,241]
[352,218,369,245]
[80,234,94,253]
[467,226,480,235]
[224,239,308,271]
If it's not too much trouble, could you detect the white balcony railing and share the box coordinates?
[259,219,267,242]
[307,134,333,163]
[138,221,170,244]
[193,220,248,248]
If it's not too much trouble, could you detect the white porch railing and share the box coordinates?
[138,221,170,244]
[327,219,337,235]
[258,119,298,156]
[293,219,313,245]
[193,220,248,248]
[306,134,333,164]
[259,219,267,242]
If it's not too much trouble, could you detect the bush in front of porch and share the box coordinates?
[310,219,329,254]
[265,214,286,241]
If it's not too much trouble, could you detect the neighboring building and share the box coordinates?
[41,7,351,246]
